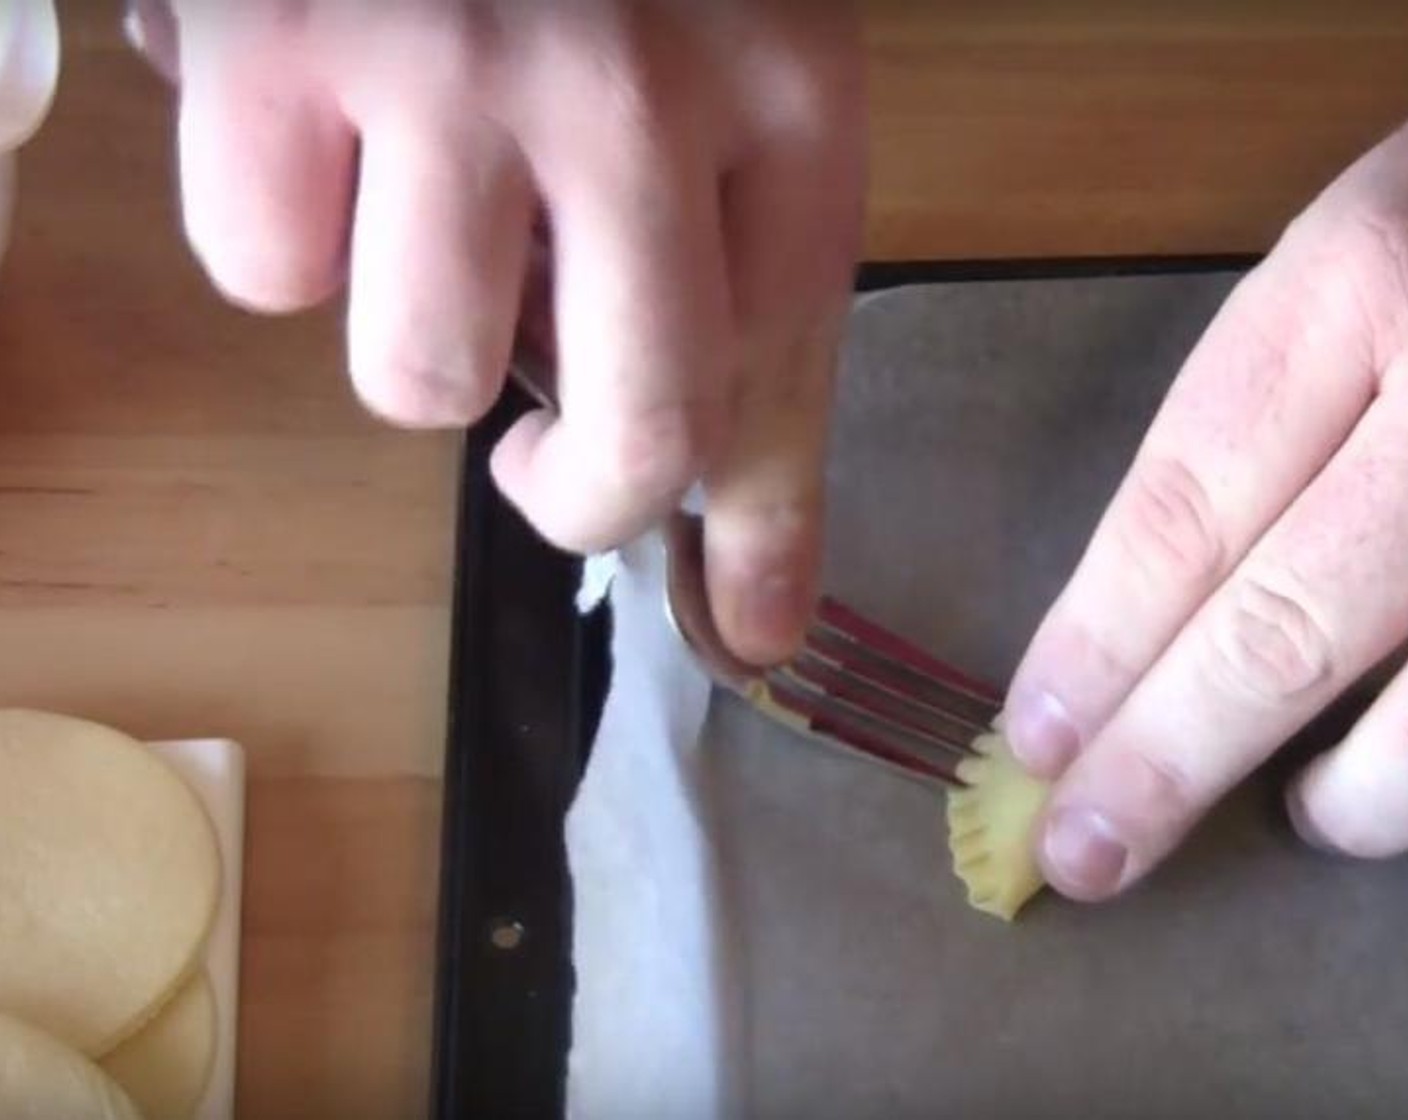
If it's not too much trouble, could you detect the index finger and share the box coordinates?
[490,64,732,552]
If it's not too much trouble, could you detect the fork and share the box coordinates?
[658,511,1001,785]
[506,312,1001,787]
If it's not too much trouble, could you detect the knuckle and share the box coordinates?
[1295,200,1408,366]
[1206,573,1335,704]
[1334,204,1408,300]
[1343,206,1408,360]
[1066,619,1144,691]
[388,11,499,100]
[1115,457,1225,594]
[600,58,667,139]
[712,495,822,579]
[742,11,864,141]
[1125,745,1200,830]
[596,402,718,500]
[750,53,834,135]
[564,29,676,147]
[735,495,818,545]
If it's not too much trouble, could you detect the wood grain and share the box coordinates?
[864,0,1408,259]
[9,8,453,1119]
[4,3,1404,1117]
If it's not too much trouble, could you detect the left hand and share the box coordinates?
[1004,122,1408,901]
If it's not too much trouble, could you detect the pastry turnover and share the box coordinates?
[946,722,1052,921]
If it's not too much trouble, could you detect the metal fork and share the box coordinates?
[507,310,1000,787]
[659,510,1000,785]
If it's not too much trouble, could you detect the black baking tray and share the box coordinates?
[427,253,1261,1119]
[429,381,610,1120]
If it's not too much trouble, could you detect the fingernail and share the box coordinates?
[1043,806,1128,898]
[735,573,808,664]
[123,0,181,83]
[121,5,144,50]
[1285,778,1337,854]
[1005,684,1081,775]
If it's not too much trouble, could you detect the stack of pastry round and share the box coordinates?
[0,710,222,1119]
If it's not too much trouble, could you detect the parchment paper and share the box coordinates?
[570,274,1408,1119]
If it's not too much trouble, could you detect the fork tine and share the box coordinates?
[754,608,1008,783]
[786,651,986,744]
[752,601,1005,788]
[810,597,1002,719]
[762,672,968,787]
[813,598,1000,697]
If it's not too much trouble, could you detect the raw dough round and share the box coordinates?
[0,709,221,1055]
[0,1012,142,1120]
[102,970,216,1120]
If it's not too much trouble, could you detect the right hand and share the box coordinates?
[127,0,868,666]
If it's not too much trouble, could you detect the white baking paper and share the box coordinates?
[564,533,733,1120]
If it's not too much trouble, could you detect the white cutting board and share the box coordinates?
[148,739,244,1120]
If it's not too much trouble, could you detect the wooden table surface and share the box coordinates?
[5,3,1405,1117]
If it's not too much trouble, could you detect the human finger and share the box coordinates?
[173,4,355,312]
[345,111,531,427]
[1005,125,1408,777]
[1037,361,1408,900]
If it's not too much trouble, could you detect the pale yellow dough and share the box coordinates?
[0,709,221,1055]
[946,723,1052,921]
[102,970,217,1120]
[745,682,1051,920]
[0,1012,142,1120]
